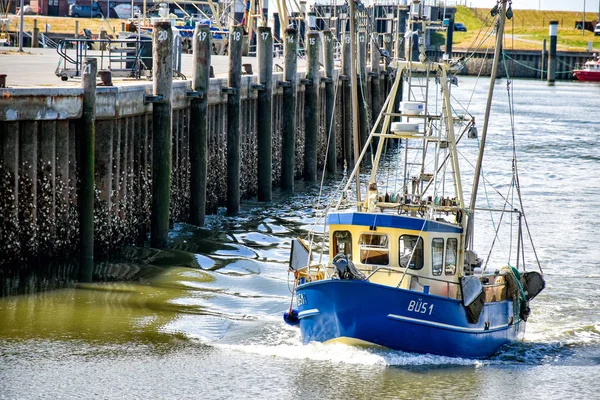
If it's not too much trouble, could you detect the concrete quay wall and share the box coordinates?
[0,68,384,267]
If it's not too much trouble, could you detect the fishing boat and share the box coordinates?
[573,57,600,82]
[284,0,545,359]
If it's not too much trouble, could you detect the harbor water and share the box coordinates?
[1,77,599,399]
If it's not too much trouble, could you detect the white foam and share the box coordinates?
[215,341,481,367]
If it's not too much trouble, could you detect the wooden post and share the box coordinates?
[541,39,547,80]
[190,23,211,225]
[357,31,368,150]
[75,20,79,38]
[370,33,381,131]
[281,27,298,191]
[100,29,107,51]
[342,31,353,168]
[323,29,336,174]
[150,21,173,248]
[79,58,97,282]
[257,26,273,201]
[303,30,320,182]
[445,19,454,60]
[383,32,392,58]
[32,19,39,48]
[396,9,406,60]
[227,25,243,214]
[383,32,393,99]
[547,21,558,83]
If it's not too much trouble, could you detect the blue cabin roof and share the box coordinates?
[327,212,463,234]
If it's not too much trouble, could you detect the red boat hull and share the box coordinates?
[573,70,600,82]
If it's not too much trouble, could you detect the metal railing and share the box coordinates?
[55,37,152,80]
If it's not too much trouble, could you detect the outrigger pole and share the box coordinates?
[466,0,507,249]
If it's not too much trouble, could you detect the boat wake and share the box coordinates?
[216,341,482,367]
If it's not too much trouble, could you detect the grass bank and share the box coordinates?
[451,6,600,52]
[5,15,128,38]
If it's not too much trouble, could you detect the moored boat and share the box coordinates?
[573,57,600,82]
[284,0,545,359]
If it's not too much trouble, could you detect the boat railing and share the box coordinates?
[364,266,460,299]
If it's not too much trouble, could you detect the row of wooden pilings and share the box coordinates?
[0,22,389,281]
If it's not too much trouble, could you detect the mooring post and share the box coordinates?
[32,19,39,48]
[547,21,558,83]
[541,39,547,80]
[281,27,298,191]
[370,34,381,131]
[382,32,393,98]
[303,30,320,182]
[257,26,273,201]
[227,25,243,214]
[79,58,97,282]
[190,23,211,226]
[357,31,368,150]
[396,9,407,60]
[150,21,173,248]
[445,19,454,60]
[342,31,353,168]
[323,29,336,174]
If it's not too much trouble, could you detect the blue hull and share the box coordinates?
[296,280,525,359]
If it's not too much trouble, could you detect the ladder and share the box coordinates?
[402,64,431,201]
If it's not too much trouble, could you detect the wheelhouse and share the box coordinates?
[328,212,464,298]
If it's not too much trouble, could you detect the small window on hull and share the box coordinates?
[333,230,352,260]
[432,238,444,276]
[399,235,424,270]
[445,238,457,275]
[359,233,389,265]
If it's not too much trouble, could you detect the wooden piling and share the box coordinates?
[281,27,298,191]
[1,122,19,261]
[79,58,97,282]
[257,26,273,201]
[226,25,243,214]
[383,32,393,99]
[150,21,173,248]
[303,30,320,182]
[19,122,37,255]
[323,29,336,174]
[444,19,454,60]
[342,31,353,168]
[190,23,211,225]
[357,31,368,150]
[32,19,39,48]
[541,39,547,80]
[383,33,392,61]
[39,121,56,248]
[370,34,381,131]
[396,10,406,60]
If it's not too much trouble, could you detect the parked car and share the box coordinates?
[594,23,600,36]
[69,3,103,18]
[454,22,467,32]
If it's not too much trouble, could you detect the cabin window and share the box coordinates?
[333,230,352,259]
[445,238,457,275]
[358,233,389,265]
[432,238,444,276]
[399,235,424,270]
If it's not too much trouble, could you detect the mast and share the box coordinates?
[465,0,507,248]
[349,0,361,204]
